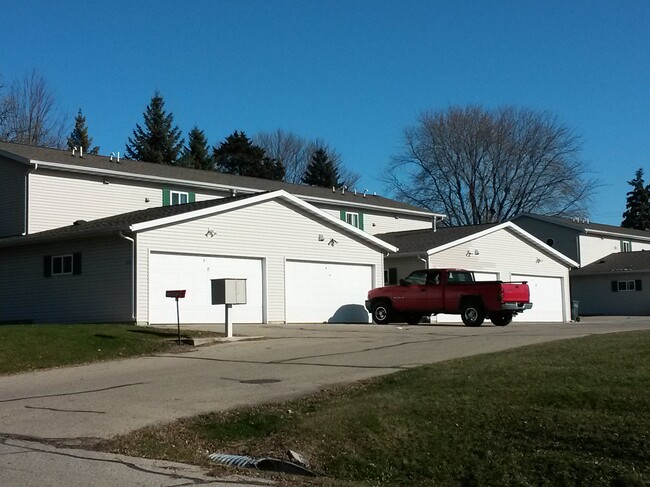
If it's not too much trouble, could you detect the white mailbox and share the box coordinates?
[211,278,247,305]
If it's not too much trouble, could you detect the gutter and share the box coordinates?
[584,228,650,242]
[118,231,136,322]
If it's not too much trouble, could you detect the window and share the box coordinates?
[162,188,196,206]
[621,240,632,252]
[44,253,82,277]
[384,267,398,285]
[612,280,642,292]
[404,270,427,285]
[339,210,365,230]
[171,191,188,205]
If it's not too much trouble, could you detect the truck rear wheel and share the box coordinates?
[461,301,485,327]
[371,301,392,325]
[490,311,512,326]
[490,311,513,326]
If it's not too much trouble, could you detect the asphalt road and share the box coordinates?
[1,317,649,486]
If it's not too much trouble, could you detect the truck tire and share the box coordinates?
[490,311,513,326]
[461,301,485,327]
[371,301,392,325]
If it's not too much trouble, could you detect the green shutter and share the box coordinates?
[73,253,82,275]
[188,191,196,203]
[340,210,346,222]
[162,188,170,206]
[611,281,618,292]
[358,212,365,231]
[44,255,52,278]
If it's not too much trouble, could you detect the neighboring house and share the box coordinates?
[571,251,650,315]
[0,141,442,238]
[0,190,396,325]
[511,213,650,266]
[377,222,578,323]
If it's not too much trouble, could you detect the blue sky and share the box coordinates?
[2,0,649,225]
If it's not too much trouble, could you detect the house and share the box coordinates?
[377,222,578,322]
[0,190,397,325]
[0,140,444,325]
[0,141,442,239]
[511,213,650,266]
[570,251,650,316]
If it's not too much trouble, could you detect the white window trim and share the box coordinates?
[618,280,636,291]
[170,190,189,205]
[621,240,632,252]
[52,254,73,276]
[346,212,360,228]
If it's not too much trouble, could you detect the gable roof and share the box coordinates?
[377,221,578,267]
[0,190,398,253]
[512,213,650,241]
[0,141,440,218]
[571,250,650,275]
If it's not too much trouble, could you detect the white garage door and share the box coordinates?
[149,253,264,324]
[285,261,373,323]
[511,274,564,322]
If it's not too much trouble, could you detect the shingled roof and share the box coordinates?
[0,140,438,217]
[513,213,650,240]
[571,251,650,275]
[377,223,500,253]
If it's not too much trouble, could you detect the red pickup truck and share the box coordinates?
[365,269,532,327]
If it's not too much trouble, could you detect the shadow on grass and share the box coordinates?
[127,328,182,338]
[94,334,117,339]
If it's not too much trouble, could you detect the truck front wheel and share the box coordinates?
[371,301,392,325]
[490,311,513,326]
[461,301,485,327]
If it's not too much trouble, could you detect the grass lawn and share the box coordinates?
[0,324,220,375]
[98,331,650,487]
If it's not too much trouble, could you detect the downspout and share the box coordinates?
[119,231,136,323]
[418,255,428,269]
[23,163,38,235]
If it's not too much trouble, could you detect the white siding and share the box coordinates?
[0,237,133,323]
[579,235,624,266]
[134,199,385,324]
[427,228,571,322]
[0,157,27,237]
[319,207,433,235]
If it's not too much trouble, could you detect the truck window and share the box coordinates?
[426,272,440,285]
[447,271,474,283]
[404,270,427,285]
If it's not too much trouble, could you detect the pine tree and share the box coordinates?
[622,168,650,230]
[302,148,340,188]
[67,109,99,154]
[178,126,212,170]
[125,91,184,164]
[213,131,284,180]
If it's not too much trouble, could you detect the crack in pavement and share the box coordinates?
[24,405,105,414]
[0,382,148,404]
[0,435,260,485]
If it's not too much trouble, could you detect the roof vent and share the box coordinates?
[110,152,120,163]
[71,146,83,158]
[73,220,87,226]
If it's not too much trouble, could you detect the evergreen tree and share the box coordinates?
[621,168,650,230]
[67,109,99,154]
[125,91,184,164]
[213,130,284,180]
[302,148,340,188]
[178,126,212,170]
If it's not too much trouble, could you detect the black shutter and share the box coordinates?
[635,280,642,291]
[44,256,52,278]
[611,281,618,292]
[73,253,82,275]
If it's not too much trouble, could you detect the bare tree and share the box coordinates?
[384,106,595,226]
[0,71,67,148]
[254,129,361,188]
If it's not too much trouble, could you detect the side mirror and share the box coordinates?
[399,279,407,286]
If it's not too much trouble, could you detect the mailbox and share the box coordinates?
[165,290,186,299]
[211,279,247,305]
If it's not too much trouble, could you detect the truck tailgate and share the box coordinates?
[502,283,530,303]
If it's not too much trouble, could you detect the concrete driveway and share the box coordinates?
[2,317,649,442]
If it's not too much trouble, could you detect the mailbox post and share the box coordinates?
[211,279,247,337]
[165,290,186,344]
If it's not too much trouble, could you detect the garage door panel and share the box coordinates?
[286,261,372,323]
[149,253,263,324]
[511,274,563,322]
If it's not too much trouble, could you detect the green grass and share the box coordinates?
[0,324,219,375]
[99,331,650,486]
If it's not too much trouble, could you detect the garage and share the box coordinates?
[148,252,264,324]
[511,274,564,322]
[285,260,373,323]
